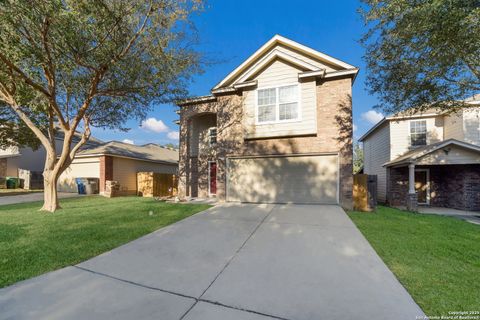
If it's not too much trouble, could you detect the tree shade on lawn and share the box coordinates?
[349,206,480,317]
[0,196,210,288]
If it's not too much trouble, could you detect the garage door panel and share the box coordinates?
[227,155,338,204]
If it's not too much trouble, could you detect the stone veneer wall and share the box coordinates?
[179,77,354,209]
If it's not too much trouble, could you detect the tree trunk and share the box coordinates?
[41,171,60,212]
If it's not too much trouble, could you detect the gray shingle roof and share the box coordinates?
[76,141,178,164]
[384,139,480,167]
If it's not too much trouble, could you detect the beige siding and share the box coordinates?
[444,113,464,141]
[275,44,340,72]
[363,123,390,202]
[58,157,100,192]
[417,145,480,165]
[226,43,341,86]
[227,155,338,204]
[390,116,444,159]
[112,157,177,194]
[6,157,19,177]
[463,108,480,145]
[243,59,317,139]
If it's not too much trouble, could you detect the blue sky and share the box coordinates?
[92,0,384,145]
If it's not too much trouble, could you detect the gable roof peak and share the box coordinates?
[212,34,357,91]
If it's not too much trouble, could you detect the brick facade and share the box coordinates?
[386,167,409,207]
[430,165,480,211]
[179,77,354,209]
[387,164,480,211]
[99,155,113,193]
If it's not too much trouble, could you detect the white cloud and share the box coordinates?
[361,110,384,125]
[122,139,134,145]
[167,131,179,140]
[141,117,169,133]
[353,124,358,132]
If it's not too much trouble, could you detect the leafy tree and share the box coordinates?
[360,0,480,114]
[353,141,364,174]
[0,0,203,211]
[0,106,43,151]
[164,142,178,149]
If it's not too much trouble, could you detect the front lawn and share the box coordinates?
[0,196,210,288]
[349,206,480,317]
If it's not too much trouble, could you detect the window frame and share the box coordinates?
[409,119,427,147]
[255,83,301,125]
[208,127,217,146]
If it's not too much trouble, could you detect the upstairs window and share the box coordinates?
[410,120,427,146]
[208,127,217,146]
[257,85,299,124]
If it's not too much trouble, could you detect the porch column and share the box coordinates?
[407,163,418,211]
[408,163,415,194]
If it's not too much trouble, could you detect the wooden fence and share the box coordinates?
[353,174,377,212]
[137,172,178,198]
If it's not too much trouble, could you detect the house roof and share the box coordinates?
[383,139,480,167]
[178,35,358,106]
[359,94,480,142]
[76,141,179,164]
[213,35,358,91]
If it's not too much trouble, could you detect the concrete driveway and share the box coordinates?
[0,204,424,320]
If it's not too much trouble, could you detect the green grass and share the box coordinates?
[0,196,210,288]
[349,206,480,317]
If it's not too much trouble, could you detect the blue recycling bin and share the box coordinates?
[75,178,87,194]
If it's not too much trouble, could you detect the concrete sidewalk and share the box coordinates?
[0,192,80,206]
[418,206,480,225]
[0,204,425,320]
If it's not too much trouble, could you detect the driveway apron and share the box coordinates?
[0,204,424,320]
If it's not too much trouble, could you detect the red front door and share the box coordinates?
[209,162,217,195]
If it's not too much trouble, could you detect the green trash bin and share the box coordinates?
[6,177,19,189]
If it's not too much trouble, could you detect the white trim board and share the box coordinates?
[212,34,357,90]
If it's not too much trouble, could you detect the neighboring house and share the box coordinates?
[58,141,178,195]
[359,95,480,211]
[177,35,358,208]
[0,133,103,178]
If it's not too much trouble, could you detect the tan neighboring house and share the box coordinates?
[177,35,358,209]
[0,133,103,178]
[58,141,178,195]
[359,95,480,211]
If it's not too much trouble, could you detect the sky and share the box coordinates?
[91,0,384,146]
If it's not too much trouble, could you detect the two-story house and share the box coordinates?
[360,95,480,211]
[177,35,358,209]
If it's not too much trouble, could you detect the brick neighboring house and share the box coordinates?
[177,35,358,209]
[360,95,480,211]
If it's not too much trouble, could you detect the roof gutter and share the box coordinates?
[69,153,178,165]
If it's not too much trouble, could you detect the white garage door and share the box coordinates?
[58,158,100,192]
[227,154,338,204]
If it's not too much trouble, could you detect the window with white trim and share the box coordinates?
[208,127,217,146]
[257,85,299,123]
[410,120,427,146]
